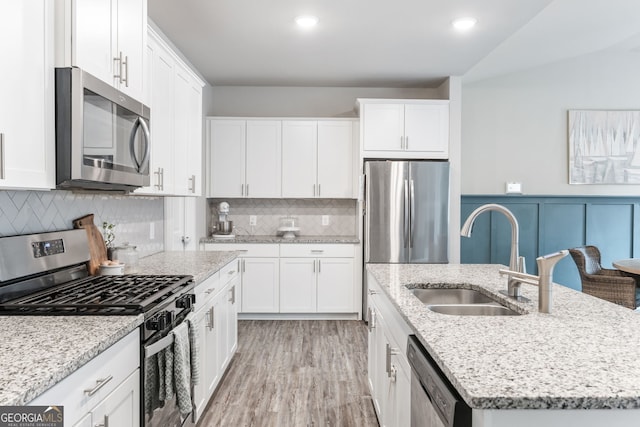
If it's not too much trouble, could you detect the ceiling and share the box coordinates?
[148,0,640,88]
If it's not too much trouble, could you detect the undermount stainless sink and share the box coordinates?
[411,288,495,305]
[409,287,522,316]
[427,304,521,316]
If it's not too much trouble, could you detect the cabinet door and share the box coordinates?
[0,0,54,190]
[317,121,353,198]
[404,103,449,156]
[367,305,378,412]
[245,120,281,197]
[393,360,412,427]
[241,258,280,313]
[316,258,354,312]
[73,0,114,87]
[362,104,404,151]
[192,305,208,422]
[209,120,246,197]
[204,297,220,400]
[215,294,228,374]
[186,80,203,196]
[227,280,239,356]
[91,369,140,427]
[282,121,318,198]
[173,65,191,195]
[136,37,174,194]
[279,258,316,312]
[115,0,146,100]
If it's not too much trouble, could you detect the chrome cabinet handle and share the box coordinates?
[123,55,129,87]
[227,269,236,275]
[84,375,113,396]
[188,175,196,193]
[113,52,123,82]
[318,259,321,273]
[400,136,403,149]
[313,184,316,197]
[160,167,164,190]
[154,167,162,189]
[241,184,244,196]
[368,308,376,330]
[368,289,378,295]
[0,133,5,179]
[242,259,246,273]
[405,136,409,150]
[94,415,109,427]
[389,365,397,383]
[318,184,321,197]
[310,249,324,253]
[229,285,236,304]
[313,259,315,273]
[386,344,400,376]
[246,184,249,196]
[210,306,215,329]
[205,287,216,294]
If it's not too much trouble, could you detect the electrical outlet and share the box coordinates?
[149,222,155,240]
[506,182,522,194]
[322,215,330,226]
[249,215,257,226]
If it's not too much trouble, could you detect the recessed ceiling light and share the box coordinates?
[295,15,319,29]
[452,17,477,31]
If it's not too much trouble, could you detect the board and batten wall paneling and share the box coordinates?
[461,196,640,291]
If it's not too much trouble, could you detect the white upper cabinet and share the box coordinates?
[245,121,281,198]
[208,119,246,197]
[135,28,204,197]
[208,119,281,198]
[0,0,55,190]
[317,121,354,198]
[58,0,147,101]
[359,99,449,159]
[282,121,318,198]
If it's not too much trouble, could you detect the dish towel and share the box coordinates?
[144,352,161,417]
[172,321,193,415]
[186,312,200,385]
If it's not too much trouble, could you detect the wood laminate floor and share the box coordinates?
[197,320,379,427]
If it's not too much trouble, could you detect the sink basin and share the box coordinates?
[410,288,495,305]
[427,304,521,316]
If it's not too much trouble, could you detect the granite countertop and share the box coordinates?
[0,315,143,406]
[366,263,640,410]
[2,250,239,406]
[200,235,360,244]
[136,250,240,284]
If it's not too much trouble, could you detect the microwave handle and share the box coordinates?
[129,117,151,172]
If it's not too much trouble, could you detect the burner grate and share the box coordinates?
[0,275,193,315]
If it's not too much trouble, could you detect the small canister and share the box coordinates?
[113,243,139,273]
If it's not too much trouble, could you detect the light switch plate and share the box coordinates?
[322,215,330,226]
[249,215,257,226]
[506,182,522,193]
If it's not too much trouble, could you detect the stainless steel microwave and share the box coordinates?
[55,67,150,192]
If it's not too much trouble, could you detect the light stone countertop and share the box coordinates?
[200,235,360,244]
[1,250,239,406]
[0,314,143,406]
[366,263,640,410]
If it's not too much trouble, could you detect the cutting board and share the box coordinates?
[73,214,108,275]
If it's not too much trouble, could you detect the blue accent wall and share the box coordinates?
[461,196,640,290]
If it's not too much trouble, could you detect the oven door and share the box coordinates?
[143,318,195,427]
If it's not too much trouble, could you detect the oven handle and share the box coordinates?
[144,333,174,359]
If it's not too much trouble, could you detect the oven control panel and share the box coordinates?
[31,239,65,258]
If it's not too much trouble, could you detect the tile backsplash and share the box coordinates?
[0,190,163,257]
[207,198,357,236]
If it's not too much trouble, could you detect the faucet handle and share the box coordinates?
[517,256,526,273]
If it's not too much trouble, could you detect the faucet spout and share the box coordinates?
[461,203,524,298]
[536,250,569,313]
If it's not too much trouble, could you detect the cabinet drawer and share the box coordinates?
[204,243,279,257]
[29,329,140,426]
[220,258,240,285]
[195,272,221,310]
[280,244,354,258]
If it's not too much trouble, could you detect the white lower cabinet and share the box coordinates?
[30,329,140,427]
[203,243,357,316]
[192,260,239,423]
[367,272,412,427]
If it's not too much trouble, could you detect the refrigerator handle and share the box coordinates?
[404,179,410,248]
[410,180,415,248]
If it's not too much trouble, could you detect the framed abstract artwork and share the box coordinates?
[569,110,640,184]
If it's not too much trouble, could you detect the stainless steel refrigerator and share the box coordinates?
[363,160,450,316]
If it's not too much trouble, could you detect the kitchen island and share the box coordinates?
[0,250,238,407]
[367,263,640,427]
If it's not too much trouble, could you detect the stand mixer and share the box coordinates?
[211,201,235,240]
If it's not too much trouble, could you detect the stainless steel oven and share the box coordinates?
[407,335,471,427]
[55,67,151,192]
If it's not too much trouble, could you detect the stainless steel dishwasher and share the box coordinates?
[407,335,471,427]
